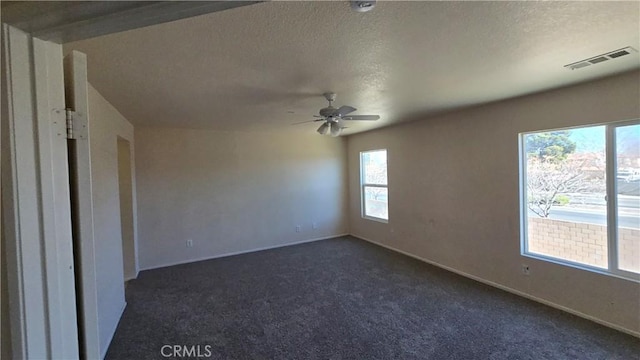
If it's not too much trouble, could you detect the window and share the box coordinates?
[361,149,388,221]
[520,121,639,280]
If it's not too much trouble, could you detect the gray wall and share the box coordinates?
[87,84,137,355]
[347,70,640,334]
[135,128,348,270]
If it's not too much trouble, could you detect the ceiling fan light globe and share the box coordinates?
[330,122,342,137]
[317,123,329,135]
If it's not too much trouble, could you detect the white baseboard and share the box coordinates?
[140,234,350,272]
[101,301,127,360]
[352,234,640,338]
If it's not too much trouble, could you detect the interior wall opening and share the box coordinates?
[117,137,136,282]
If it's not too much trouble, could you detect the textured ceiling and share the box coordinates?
[64,1,640,135]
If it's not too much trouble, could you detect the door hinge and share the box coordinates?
[65,108,75,139]
[65,108,87,140]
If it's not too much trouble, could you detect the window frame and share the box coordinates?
[360,149,389,223]
[519,119,640,282]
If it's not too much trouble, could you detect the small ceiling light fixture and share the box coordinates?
[350,1,376,13]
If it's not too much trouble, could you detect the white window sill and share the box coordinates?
[521,251,640,283]
[362,215,388,224]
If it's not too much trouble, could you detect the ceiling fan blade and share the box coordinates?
[291,119,322,125]
[337,105,357,116]
[342,115,380,121]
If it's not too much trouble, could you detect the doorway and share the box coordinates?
[117,137,137,282]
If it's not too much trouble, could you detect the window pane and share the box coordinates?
[524,126,608,268]
[364,186,388,220]
[616,124,640,274]
[362,150,387,185]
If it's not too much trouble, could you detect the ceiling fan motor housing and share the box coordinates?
[319,106,339,117]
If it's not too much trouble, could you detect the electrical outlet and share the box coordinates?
[186,239,193,248]
[295,225,301,233]
[521,264,530,276]
[312,222,318,230]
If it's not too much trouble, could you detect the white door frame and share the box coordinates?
[1,24,79,359]
[2,4,263,357]
[65,50,103,360]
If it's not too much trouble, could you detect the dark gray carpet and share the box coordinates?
[106,236,639,359]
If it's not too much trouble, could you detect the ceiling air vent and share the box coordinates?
[588,56,608,64]
[564,46,637,70]
[608,49,631,58]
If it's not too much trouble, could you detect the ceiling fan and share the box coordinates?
[294,92,380,137]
